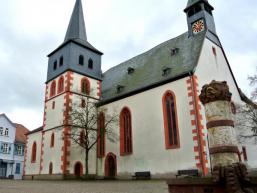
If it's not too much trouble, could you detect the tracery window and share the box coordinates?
[120,107,133,155]
[162,91,180,149]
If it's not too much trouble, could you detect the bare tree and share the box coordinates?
[235,104,257,143]
[67,97,118,175]
[235,67,257,143]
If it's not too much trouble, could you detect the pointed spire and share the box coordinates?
[64,0,87,42]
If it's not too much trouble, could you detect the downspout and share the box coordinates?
[189,72,206,175]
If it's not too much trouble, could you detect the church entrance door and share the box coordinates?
[105,153,117,178]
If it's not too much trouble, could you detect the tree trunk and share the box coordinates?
[85,149,89,175]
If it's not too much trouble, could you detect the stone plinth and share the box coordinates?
[167,177,257,193]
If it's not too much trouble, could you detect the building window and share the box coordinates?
[53,60,57,70]
[97,112,105,158]
[79,55,84,66]
[58,76,64,93]
[81,99,86,108]
[0,127,3,135]
[16,145,23,156]
[88,59,93,69]
[162,91,180,149]
[49,162,53,174]
[50,133,55,148]
[81,78,90,95]
[120,107,133,155]
[52,101,55,109]
[1,143,9,154]
[59,56,63,67]
[79,131,85,146]
[31,142,37,163]
[50,81,56,97]
[4,128,9,136]
[15,163,21,174]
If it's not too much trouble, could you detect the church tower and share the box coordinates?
[40,0,103,176]
[184,0,220,46]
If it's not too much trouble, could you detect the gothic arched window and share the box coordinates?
[58,76,64,93]
[120,107,133,155]
[81,78,90,95]
[162,91,180,149]
[31,142,37,163]
[50,81,56,97]
[97,112,105,158]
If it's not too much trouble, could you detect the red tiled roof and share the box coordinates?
[15,124,29,143]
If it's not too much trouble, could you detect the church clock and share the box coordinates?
[192,19,205,34]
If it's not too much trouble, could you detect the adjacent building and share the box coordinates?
[0,114,28,179]
[24,0,255,180]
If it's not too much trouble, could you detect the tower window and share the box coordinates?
[81,99,86,108]
[58,76,64,93]
[50,81,56,97]
[81,78,90,95]
[79,131,85,146]
[120,107,133,155]
[50,133,55,147]
[162,91,180,149]
[88,59,93,69]
[188,4,202,17]
[53,61,57,70]
[59,56,63,67]
[79,55,84,66]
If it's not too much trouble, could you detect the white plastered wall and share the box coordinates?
[98,77,197,177]
[24,132,42,175]
[41,129,64,174]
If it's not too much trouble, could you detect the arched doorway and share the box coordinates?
[105,153,117,178]
[74,162,83,177]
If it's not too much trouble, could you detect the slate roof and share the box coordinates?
[15,124,29,144]
[26,126,43,135]
[101,31,206,103]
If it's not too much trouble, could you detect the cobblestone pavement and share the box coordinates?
[0,180,169,193]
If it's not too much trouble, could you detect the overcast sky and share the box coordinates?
[0,0,256,130]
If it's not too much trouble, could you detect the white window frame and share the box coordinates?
[4,128,9,136]
[0,127,3,135]
[2,143,9,154]
[17,145,23,156]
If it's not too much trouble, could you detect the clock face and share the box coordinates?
[192,19,205,34]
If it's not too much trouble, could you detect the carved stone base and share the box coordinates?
[167,177,257,193]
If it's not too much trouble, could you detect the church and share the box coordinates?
[23,0,250,179]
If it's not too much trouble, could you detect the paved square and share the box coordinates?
[0,180,169,193]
